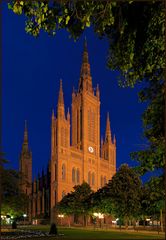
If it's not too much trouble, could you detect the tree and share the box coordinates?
[1,168,29,218]
[8,1,165,176]
[108,164,142,228]
[57,182,93,226]
[141,176,165,231]
[91,186,114,216]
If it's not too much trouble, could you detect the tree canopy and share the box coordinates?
[1,168,29,217]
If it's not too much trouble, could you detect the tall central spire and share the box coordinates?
[22,120,29,152]
[105,113,112,142]
[57,79,65,118]
[58,79,64,106]
[79,38,92,92]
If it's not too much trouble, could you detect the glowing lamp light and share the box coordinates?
[58,214,64,218]
[93,213,99,217]
[93,213,104,218]
[23,214,27,218]
[98,213,104,219]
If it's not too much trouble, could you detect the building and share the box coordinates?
[19,40,116,223]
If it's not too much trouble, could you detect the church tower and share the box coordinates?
[101,113,116,185]
[72,39,101,190]
[19,121,32,195]
[50,80,70,218]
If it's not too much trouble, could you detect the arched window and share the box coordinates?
[62,164,66,180]
[101,176,103,187]
[61,127,64,146]
[62,191,66,199]
[77,169,80,184]
[72,168,76,183]
[88,172,91,185]
[92,172,95,185]
[104,176,107,185]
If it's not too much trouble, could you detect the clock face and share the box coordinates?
[88,146,94,153]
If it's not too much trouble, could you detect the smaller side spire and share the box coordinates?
[22,120,29,152]
[57,79,65,118]
[113,134,116,145]
[67,107,70,121]
[24,120,28,144]
[58,79,64,106]
[105,112,112,142]
[96,84,100,98]
[101,136,103,145]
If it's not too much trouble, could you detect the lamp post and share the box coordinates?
[23,214,27,226]
[58,214,64,226]
[93,213,104,228]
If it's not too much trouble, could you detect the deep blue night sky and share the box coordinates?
[2,3,160,182]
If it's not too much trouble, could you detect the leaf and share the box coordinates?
[66,16,70,25]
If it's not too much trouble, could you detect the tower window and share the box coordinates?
[101,176,103,187]
[88,172,91,185]
[72,168,76,183]
[92,172,95,185]
[77,169,80,184]
[62,164,66,180]
[104,176,107,185]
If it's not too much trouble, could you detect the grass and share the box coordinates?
[18,225,165,239]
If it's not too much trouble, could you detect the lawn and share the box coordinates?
[18,225,165,239]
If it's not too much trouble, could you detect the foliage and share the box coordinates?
[1,168,29,217]
[91,186,114,215]
[107,164,142,225]
[141,176,165,219]
[57,182,93,225]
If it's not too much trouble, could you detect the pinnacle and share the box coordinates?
[58,79,64,105]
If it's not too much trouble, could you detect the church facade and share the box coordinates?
[19,40,116,223]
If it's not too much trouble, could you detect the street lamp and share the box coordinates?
[23,214,27,225]
[58,214,64,225]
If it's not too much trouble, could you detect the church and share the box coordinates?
[19,40,116,223]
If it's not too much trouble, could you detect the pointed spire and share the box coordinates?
[96,84,100,98]
[58,79,64,106]
[113,134,116,145]
[24,120,28,143]
[101,136,103,145]
[22,120,29,152]
[57,79,65,118]
[83,37,88,63]
[105,112,112,142]
[79,38,92,92]
[52,109,55,123]
[67,107,70,121]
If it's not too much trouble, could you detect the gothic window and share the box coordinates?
[62,191,66,199]
[104,176,107,185]
[77,169,80,184]
[61,127,64,146]
[88,110,90,141]
[91,112,95,142]
[55,164,57,181]
[92,172,95,185]
[80,108,82,142]
[72,168,76,183]
[88,171,91,185]
[101,176,103,187]
[62,164,66,180]
[65,128,68,147]
[77,110,79,144]
[25,164,28,178]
